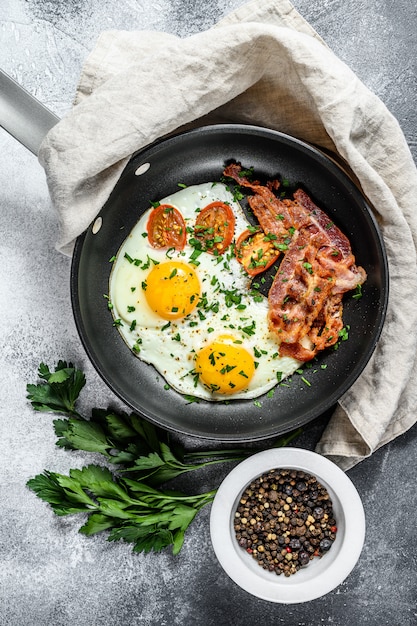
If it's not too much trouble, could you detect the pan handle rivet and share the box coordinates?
[92,216,103,234]
[135,162,151,176]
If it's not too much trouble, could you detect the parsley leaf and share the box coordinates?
[26,361,302,555]
[27,361,85,417]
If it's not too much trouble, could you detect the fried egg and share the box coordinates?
[109,182,301,400]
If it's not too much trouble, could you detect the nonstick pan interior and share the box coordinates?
[71,124,388,442]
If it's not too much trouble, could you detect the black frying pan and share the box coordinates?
[70,124,388,442]
[0,71,388,442]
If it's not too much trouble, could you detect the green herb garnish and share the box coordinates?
[26,361,302,556]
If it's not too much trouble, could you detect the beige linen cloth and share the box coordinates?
[38,0,417,470]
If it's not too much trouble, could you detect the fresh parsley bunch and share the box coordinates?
[26,361,301,555]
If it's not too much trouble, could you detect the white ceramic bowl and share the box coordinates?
[210,447,365,603]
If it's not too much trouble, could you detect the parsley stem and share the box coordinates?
[26,361,304,555]
[183,427,302,463]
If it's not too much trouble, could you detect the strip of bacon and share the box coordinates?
[223,163,367,361]
[291,189,367,294]
[268,229,338,349]
[223,163,293,239]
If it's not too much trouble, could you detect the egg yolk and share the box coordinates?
[145,261,200,320]
[195,336,255,394]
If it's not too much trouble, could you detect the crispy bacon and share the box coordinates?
[279,294,344,361]
[223,163,293,240]
[268,229,335,342]
[223,163,367,361]
[291,189,367,294]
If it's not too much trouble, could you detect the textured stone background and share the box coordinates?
[1,1,416,625]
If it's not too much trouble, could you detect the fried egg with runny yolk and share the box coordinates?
[194,335,256,394]
[145,260,200,320]
[109,182,302,401]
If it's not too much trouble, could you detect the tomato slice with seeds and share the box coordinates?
[235,229,281,276]
[147,204,186,250]
[194,201,235,255]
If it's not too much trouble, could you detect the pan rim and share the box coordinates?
[70,123,389,442]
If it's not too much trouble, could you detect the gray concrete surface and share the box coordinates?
[1,1,416,625]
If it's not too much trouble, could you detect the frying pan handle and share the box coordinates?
[0,69,60,156]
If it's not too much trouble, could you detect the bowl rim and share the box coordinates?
[209,447,365,603]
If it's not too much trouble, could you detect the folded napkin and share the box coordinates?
[39,0,417,470]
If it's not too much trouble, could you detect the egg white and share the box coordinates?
[109,182,301,401]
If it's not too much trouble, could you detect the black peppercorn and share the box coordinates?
[320,538,333,551]
[233,468,337,577]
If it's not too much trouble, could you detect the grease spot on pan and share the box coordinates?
[135,162,151,176]
[92,216,102,234]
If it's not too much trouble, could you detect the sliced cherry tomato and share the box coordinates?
[147,204,186,250]
[194,202,235,255]
[235,229,281,276]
